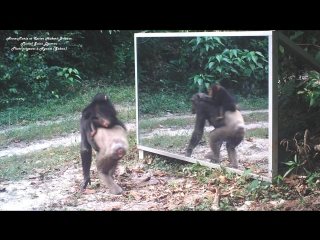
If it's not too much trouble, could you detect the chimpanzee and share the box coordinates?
[80,94,128,195]
[82,93,126,138]
[201,83,237,120]
[185,93,245,169]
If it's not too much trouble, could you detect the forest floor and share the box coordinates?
[1,110,320,211]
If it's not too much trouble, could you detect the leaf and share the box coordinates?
[308,71,320,80]
[248,179,259,192]
[310,97,315,106]
[196,37,201,45]
[279,45,284,53]
[230,68,239,75]
[290,30,304,40]
[216,55,222,63]
[229,51,234,58]
[315,51,320,60]
[243,168,253,177]
[216,66,222,73]
[68,68,72,74]
[219,175,227,183]
[213,37,225,46]
[129,191,141,201]
[83,189,96,194]
[233,49,238,58]
[208,62,215,69]
[197,78,203,85]
[222,48,229,54]
[249,63,255,71]
[205,44,209,52]
[222,58,232,64]
[252,55,258,65]
[284,161,296,166]
[256,62,263,68]
[261,181,271,187]
[255,51,264,57]
[64,73,69,78]
[193,75,199,84]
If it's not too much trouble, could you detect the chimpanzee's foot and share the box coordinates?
[205,152,220,164]
[80,178,91,191]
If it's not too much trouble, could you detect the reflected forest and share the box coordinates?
[136,34,270,178]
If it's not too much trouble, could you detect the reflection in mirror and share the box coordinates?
[135,32,277,181]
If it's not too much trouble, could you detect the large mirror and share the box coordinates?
[135,31,278,182]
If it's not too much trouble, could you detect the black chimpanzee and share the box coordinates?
[80,93,128,195]
[201,83,237,120]
[82,93,126,138]
[185,92,245,169]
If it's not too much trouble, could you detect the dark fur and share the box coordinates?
[82,93,126,138]
[186,93,245,169]
[201,83,237,120]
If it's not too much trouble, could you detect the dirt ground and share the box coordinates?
[1,110,319,211]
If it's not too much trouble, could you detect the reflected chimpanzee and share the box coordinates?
[201,83,237,120]
[80,94,128,195]
[185,92,245,169]
[82,93,126,138]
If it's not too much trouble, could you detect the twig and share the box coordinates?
[213,187,221,207]
[297,43,320,49]
[296,78,312,88]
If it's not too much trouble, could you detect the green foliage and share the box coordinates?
[188,36,268,93]
[283,154,306,178]
[0,30,139,107]
[297,72,320,107]
[137,33,269,97]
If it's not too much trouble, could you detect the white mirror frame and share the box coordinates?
[134,31,278,183]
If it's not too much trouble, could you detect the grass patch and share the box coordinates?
[0,118,80,150]
[139,116,195,133]
[140,134,190,152]
[0,145,79,181]
[243,112,268,123]
[236,94,268,110]
[0,85,135,128]
[138,91,268,118]
[138,92,191,116]
[245,128,268,138]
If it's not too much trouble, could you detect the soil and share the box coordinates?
[0,109,318,211]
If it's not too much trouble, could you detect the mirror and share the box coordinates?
[135,31,278,182]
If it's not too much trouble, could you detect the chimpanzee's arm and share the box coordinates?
[185,109,207,157]
[198,95,216,105]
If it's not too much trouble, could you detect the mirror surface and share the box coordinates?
[135,31,274,180]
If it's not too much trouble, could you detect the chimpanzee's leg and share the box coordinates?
[205,127,225,163]
[80,121,93,190]
[96,153,122,195]
[226,142,238,168]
